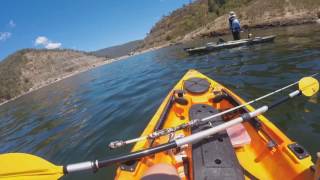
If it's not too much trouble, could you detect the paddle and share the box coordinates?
[0,153,63,180]
[109,73,319,149]
[0,76,318,180]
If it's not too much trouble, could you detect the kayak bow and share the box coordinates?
[115,69,317,180]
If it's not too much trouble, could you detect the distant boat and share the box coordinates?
[184,35,276,55]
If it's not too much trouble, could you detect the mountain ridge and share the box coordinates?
[92,40,143,58]
[0,49,108,104]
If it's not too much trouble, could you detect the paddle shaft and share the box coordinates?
[65,89,302,174]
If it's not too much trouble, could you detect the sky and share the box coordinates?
[0,0,190,60]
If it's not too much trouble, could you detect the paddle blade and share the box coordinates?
[299,77,319,96]
[0,153,63,180]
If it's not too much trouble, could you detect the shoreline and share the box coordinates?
[0,45,165,107]
[1,20,319,108]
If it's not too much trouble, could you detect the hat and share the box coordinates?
[229,11,236,17]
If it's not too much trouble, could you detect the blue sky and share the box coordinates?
[0,0,190,60]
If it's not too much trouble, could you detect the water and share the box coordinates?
[1,23,320,179]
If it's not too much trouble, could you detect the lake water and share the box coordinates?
[1,23,320,179]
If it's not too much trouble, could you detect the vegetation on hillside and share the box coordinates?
[0,51,28,101]
[139,0,252,49]
[0,49,106,103]
[139,0,320,49]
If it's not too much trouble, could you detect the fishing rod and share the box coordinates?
[108,73,319,149]
[1,76,318,179]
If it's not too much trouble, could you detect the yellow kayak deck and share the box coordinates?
[115,69,314,180]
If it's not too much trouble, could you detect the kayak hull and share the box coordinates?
[185,35,276,55]
[115,69,313,180]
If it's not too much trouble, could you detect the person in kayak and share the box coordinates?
[228,11,241,40]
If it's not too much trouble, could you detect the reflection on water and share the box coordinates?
[0,24,320,179]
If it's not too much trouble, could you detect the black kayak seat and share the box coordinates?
[190,104,244,180]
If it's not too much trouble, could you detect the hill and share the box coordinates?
[139,0,320,49]
[0,49,107,104]
[92,40,143,58]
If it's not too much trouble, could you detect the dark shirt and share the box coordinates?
[229,17,241,32]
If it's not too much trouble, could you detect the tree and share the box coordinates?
[208,0,215,13]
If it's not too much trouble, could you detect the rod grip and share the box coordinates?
[269,90,301,109]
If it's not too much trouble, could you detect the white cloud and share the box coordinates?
[34,36,62,49]
[0,20,15,42]
[0,32,11,41]
[8,20,16,28]
[35,36,48,46]
[45,42,62,49]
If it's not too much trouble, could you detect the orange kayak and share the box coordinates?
[115,69,314,180]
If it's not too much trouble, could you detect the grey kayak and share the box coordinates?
[184,35,276,55]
